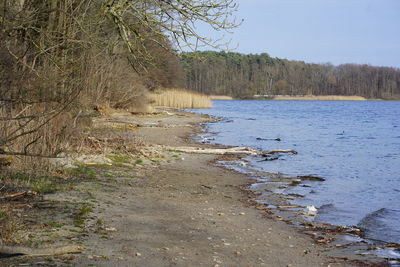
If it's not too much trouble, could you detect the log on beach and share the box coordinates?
[169,146,261,155]
[167,146,298,157]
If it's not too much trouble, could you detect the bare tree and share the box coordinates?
[0,0,239,162]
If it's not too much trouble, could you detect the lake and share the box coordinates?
[194,100,400,245]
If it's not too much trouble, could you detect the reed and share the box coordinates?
[210,95,234,100]
[150,89,211,109]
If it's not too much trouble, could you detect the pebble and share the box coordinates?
[135,252,142,257]
[239,212,246,215]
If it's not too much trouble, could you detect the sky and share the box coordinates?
[195,0,400,68]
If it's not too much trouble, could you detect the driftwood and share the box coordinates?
[170,146,261,155]
[167,146,298,157]
[0,190,37,201]
[0,245,84,257]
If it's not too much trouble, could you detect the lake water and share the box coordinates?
[193,100,400,245]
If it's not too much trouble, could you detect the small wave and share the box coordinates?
[318,203,337,214]
[358,208,400,244]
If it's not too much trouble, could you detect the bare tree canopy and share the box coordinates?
[0,0,239,163]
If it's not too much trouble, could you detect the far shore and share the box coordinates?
[210,94,388,101]
[267,95,368,101]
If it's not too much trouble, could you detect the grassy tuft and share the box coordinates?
[73,205,93,227]
[0,211,7,218]
[46,221,62,228]
[106,154,130,165]
[65,165,96,179]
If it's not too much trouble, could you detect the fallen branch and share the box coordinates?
[0,245,84,257]
[0,191,37,201]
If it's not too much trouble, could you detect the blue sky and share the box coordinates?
[196,0,400,68]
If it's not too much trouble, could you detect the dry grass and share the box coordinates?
[270,95,367,101]
[150,88,211,109]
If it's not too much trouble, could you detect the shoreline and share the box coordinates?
[1,108,389,266]
[196,111,400,266]
[208,95,398,101]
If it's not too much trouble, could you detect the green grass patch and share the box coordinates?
[0,171,65,194]
[73,215,84,227]
[167,149,183,153]
[134,159,143,165]
[104,173,114,178]
[0,211,7,219]
[73,205,93,227]
[106,154,130,164]
[92,163,113,169]
[65,165,96,179]
[46,221,62,228]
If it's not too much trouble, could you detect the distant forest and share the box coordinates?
[181,51,400,99]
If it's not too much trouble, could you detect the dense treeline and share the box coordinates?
[0,0,237,169]
[181,51,400,99]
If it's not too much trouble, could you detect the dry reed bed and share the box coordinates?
[150,89,211,109]
[210,95,234,100]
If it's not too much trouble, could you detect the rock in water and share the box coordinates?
[305,205,318,216]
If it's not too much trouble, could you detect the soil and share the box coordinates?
[1,108,372,266]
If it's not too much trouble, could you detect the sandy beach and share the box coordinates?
[2,108,379,266]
